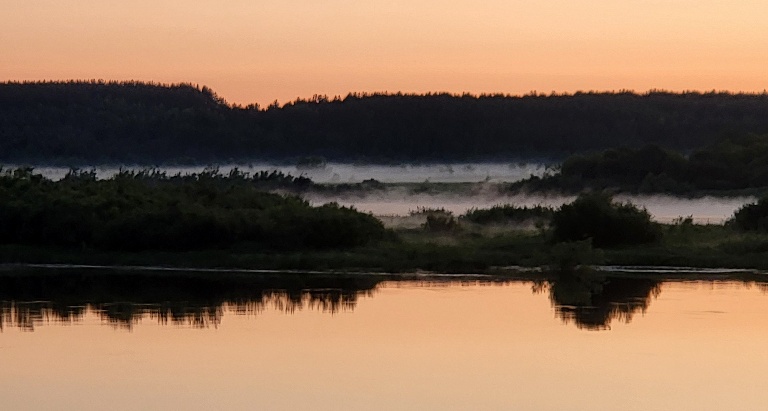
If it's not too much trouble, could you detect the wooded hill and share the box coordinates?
[3,81,768,163]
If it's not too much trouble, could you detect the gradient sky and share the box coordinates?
[3,1,767,105]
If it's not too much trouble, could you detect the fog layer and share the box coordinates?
[304,191,752,224]
[12,163,545,184]
[11,163,752,224]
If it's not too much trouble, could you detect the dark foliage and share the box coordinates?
[0,271,386,330]
[4,81,768,163]
[462,204,553,225]
[422,214,459,232]
[514,134,768,193]
[559,145,687,191]
[729,197,768,232]
[410,208,459,232]
[551,193,662,247]
[685,134,768,190]
[550,274,661,330]
[0,168,384,251]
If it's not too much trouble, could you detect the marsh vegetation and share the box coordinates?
[5,84,768,273]
[0,167,382,252]
[1,167,767,272]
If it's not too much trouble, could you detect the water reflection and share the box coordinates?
[0,271,381,331]
[542,269,662,330]
[0,268,764,331]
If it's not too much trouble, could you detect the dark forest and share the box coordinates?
[3,81,768,163]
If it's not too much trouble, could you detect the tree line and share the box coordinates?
[0,168,384,251]
[512,133,768,193]
[3,81,768,163]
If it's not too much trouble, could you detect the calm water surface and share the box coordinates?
[1,272,767,410]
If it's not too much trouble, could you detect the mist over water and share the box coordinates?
[305,191,752,224]
[16,162,546,184]
[614,194,753,224]
[11,163,753,223]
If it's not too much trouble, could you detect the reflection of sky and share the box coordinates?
[1,281,768,410]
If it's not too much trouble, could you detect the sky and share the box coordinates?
[2,0,767,106]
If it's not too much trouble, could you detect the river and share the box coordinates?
[1,270,767,410]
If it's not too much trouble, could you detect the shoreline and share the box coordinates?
[1,261,765,281]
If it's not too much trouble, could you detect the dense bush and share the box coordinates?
[462,204,553,225]
[515,134,768,193]
[422,214,458,232]
[0,168,384,251]
[413,208,458,232]
[551,193,661,247]
[548,239,604,271]
[729,197,768,232]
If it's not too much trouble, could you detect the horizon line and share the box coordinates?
[3,79,768,109]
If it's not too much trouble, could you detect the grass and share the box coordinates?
[0,228,547,273]
[3,221,768,273]
[602,224,768,269]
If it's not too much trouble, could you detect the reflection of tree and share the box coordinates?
[546,269,662,330]
[0,271,383,331]
[4,270,763,332]
[754,282,768,294]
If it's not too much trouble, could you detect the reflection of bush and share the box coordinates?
[550,275,662,330]
[0,271,383,330]
[549,269,606,307]
[552,193,661,247]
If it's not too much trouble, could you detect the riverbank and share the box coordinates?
[3,168,768,274]
[4,223,768,273]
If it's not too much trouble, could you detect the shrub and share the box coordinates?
[548,239,604,271]
[551,192,661,247]
[729,197,768,232]
[409,208,458,232]
[422,212,458,232]
[462,204,553,225]
[0,168,385,252]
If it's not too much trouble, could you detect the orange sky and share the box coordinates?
[3,1,767,105]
